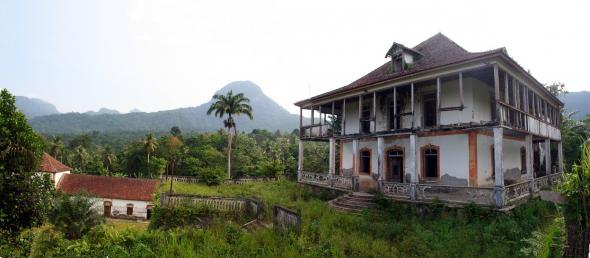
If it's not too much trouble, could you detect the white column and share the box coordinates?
[352,139,359,176]
[377,137,385,189]
[545,139,551,174]
[525,134,534,192]
[297,139,304,182]
[558,141,564,173]
[329,138,335,176]
[409,134,418,200]
[494,127,504,208]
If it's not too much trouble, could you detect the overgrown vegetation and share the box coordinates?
[5,180,564,257]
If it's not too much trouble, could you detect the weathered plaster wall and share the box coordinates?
[417,134,469,186]
[92,198,152,219]
[340,134,471,186]
[477,134,526,187]
[344,99,360,134]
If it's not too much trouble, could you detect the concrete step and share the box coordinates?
[334,199,374,208]
[328,193,376,214]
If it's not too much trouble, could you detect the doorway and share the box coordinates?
[386,149,404,183]
[423,94,437,128]
[103,201,112,217]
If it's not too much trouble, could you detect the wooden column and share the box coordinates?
[297,139,304,181]
[329,138,335,176]
[377,137,385,190]
[459,72,464,108]
[318,106,322,137]
[373,91,377,133]
[299,107,303,137]
[545,138,551,174]
[558,141,564,173]
[494,127,504,208]
[411,83,415,128]
[409,134,418,200]
[358,95,362,134]
[341,99,346,136]
[468,131,478,187]
[352,139,359,176]
[311,106,314,125]
[504,73,509,104]
[493,64,500,122]
[436,77,441,127]
[525,134,534,193]
[393,87,397,130]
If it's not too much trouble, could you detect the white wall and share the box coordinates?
[417,134,469,185]
[477,134,526,186]
[38,170,70,187]
[91,198,153,219]
[344,99,360,134]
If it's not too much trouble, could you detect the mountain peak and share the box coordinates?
[214,81,263,96]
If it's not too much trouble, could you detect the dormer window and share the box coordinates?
[385,42,423,73]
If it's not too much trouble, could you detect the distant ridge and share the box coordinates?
[28,81,300,134]
[15,96,60,118]
[560,91,590,120]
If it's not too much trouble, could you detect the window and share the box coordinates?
[421,145,439,179]
[126,204,134,216]
[386,148,404,182]
[520,147,527,174]
[360,149,371,174]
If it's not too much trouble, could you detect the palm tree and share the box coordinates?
[48,193,104,240]
[75,146,88,172]
[49,136,64,161]
[143,133,157,178]
[101,145,116,176]
[207,90,253,178]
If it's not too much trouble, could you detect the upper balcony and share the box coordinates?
[298,65,562,141]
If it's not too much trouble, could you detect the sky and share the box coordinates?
[0,0,588,114]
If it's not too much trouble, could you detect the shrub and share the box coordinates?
[29,224,65,258]
[198,167,226,185]
[48,193,104,239]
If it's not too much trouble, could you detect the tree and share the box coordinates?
[101,145,117,176]
[560,140,590,257]
[74,146,88,172]
[49,136,64,162]
[48,193,104,240]
[143,133,157,178]
[206,90,253,178]
[0,89,54,235]
[170,126,182,139]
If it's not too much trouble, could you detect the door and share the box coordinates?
[103,202,111,217]
[387,149,404,183]
[423,94,437,128]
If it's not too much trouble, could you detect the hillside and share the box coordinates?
[15,96,60,118]
[28,81,300,134]
[560,91,590,120]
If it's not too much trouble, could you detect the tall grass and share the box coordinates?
[20,180,563,257]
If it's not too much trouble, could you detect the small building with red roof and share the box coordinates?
[38,153,71,187]
[57,174,160,219]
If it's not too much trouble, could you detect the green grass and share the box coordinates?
[21,180,564,257]
[105,219,148,232]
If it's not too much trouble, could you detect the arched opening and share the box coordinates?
[421,145,439,179]
[386,148,404,183]
[359,149,371,175]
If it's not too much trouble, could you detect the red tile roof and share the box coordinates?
[295,33,505,104]
[57,174,160,201]
[39,153,71,173]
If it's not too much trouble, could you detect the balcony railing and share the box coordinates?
[300,124,333,138]
[499,102,561,140]
[298,171,354,191]
[381,182,412,199]
[416,184,496,206]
